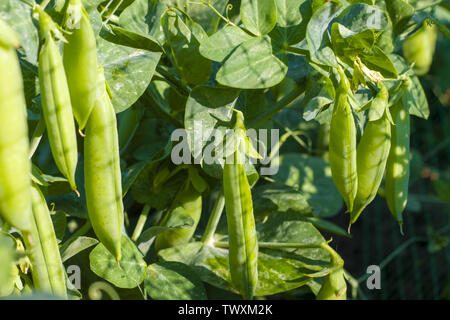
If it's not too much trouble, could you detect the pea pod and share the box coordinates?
[329,69,357,212]
[84,67,124,262]
[24,183,67,298]
[37,6,78,191]
[223,111,258,300]
[316,243,347,300]
[154,167,204,252]
[385,100,410,227]
[350,102,391,225]
[402,23,437,76]
[63,0,98,130]
[0,19,33,232]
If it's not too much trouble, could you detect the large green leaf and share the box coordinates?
[145,261,207,300]
[184,85,238,177]
[216,36,288,89]
[119,0,167,44]
[158,239,332,297]
[97,38,162,113]
[271,153,344,217]
[240,0,277,36]
[90,236,147,289]
[199,25,254,62]
[306,1,344,67]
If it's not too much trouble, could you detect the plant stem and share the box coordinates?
[40,0,51,9]
[249,84,305,128]
[59,219,92,261]
[132,205,151,241]
[356,236,427,284]
[202,187,225,245]
[29,117,46,159]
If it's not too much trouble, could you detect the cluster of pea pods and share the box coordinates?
[0,0,123,298]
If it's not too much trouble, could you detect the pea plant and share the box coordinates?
[0,0,447,300]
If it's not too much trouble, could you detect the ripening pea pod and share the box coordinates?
[24,183,67,298]
[84,67,124,262]
[350,88,392,226]
[154,166,206,252]
[316,244,347,300]
[36,6,78,192]
[223,110,259,300]
[329,68,357,213]
[0,19,33,232]
[63,0,98,130]
[385,99,410,228]
[402,23,438,76]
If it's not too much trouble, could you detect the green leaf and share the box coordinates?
[252,183,313,218]
[306,1,345,68]
[271,153,344,217]
[360,46,398,79]
[119,0,167,44]
[336,3,388,33]
[89,236,147,289]
[184,85,239,176]
[145,261,207,300]
[100,25,163,52]
[199,25,254,62]
[216,36,288,89]
[172,0,229,35]
[158,239,332,297]
[0,0,38,64]
[275,0,308,27]
[161,10,212,86]
[385,0,415,35]
[61,236,99,263]
[240,0,277,36]
[97,38,162,113]
[388,54,429,119]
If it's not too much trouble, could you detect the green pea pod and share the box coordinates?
[154,169,203,252]
[223,111,258,300]
[37,8,78,191]
[63,0,98,130]
[402,23,437,76]
[24,183,67,298]
[329,69,357,213]
[316,244,347,300]
[0,18,20,48]
[385,100,410,227]
[350,109,392,225]
[84,67,124,262]
[0,25,33,232]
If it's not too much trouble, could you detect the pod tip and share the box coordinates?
[399,223,404,236]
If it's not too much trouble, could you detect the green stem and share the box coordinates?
[40,0,51,9]
[356,236,427,284]
[155,65,191,97]
[249,84,306,128]
[132,205,151,241]
[29,117,46,159]
[202,188,225,245]
[60,220,92,261]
